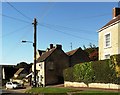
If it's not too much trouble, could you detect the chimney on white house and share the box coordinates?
[112,7,120,19]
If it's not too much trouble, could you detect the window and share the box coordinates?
[105,33,110,47]
[105,54,110,59]
[39,63,42,69]
[48,62,54,70]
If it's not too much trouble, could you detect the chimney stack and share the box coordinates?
[50,44,54,49]
[113,7,120,18]
[56,44,62,49]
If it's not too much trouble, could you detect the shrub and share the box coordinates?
[63,58,119,84]
[110,54,120,77]
[63,67,74,82]
[73,62,94,85]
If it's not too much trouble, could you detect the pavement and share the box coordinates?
[47,83,120,93]
[1,83,120,94]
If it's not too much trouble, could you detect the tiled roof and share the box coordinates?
[14,68,24,75]
[66,48,80,56]
[37,50,46,56]
[99,14,120,32]
[37,48,56,62]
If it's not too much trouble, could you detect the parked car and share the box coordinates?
[6,82,23,89]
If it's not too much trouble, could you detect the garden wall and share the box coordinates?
[63,54,120,89]
[64,81,120,89]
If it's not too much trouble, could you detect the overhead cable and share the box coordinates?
[6,2,32,21]
[0,13,31,23]
[38,23,97,42]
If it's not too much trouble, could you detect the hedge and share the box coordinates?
[64,67,74,82]
[111,54,120,77]
[63,55,120,84]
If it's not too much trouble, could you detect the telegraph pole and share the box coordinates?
[32,18,37,87]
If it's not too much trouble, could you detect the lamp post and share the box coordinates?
[22,40,36,87]
[22,40,33,43]
[22,18,37,87]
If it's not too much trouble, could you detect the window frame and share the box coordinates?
[105,54,110,59]
[104,32,111,48]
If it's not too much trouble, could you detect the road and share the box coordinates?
[0,85,32,95]
[1,89,32,95]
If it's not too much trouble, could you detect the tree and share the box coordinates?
[15,62,32,73]
[84,43,98,61]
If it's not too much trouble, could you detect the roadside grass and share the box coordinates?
[26,87,120,95]
[72,90,120,95]
[26,87,77,94]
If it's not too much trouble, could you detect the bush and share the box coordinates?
[92,60,118,84]
[110,54,120,77]
[63,67,74,82]
[73,62,94,85]
[63,58,120,84]
[111,54,120,66]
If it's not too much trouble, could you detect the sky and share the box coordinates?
[0,1,119,65]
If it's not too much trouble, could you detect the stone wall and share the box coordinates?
[64,81,120,89]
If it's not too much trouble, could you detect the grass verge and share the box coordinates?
[26,87,77,94]
[26,87,120,95]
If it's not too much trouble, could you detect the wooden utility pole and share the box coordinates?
[32,18,37,87]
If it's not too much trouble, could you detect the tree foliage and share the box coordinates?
[83,43,98,61]
[15,62,32,73]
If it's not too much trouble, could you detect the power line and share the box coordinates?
[63,13,111,22]
[0,13,31,23]
[1,24,31,38]
[39,22,97,35]
[5,28,33,57]
[38,23,97,42]
[6,2,32,21]
[82,13,111,18]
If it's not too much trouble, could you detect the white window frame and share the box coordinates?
[105,54,110,59]
[104,32,111,48]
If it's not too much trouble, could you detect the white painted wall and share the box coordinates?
[32,62,45,87]
[64,81,120,89]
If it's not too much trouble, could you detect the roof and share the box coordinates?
[99,14,120,32]
[37,48,56,62]
[14,68,24,75]
[37,50,46,56]
[66,48,80,56]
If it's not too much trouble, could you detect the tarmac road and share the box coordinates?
[1,89,32,95]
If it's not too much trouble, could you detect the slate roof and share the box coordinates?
[66,48,80,56]
[99,14,120,32]
[37,48,56,62]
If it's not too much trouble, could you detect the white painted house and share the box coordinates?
[98,7,120,60]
